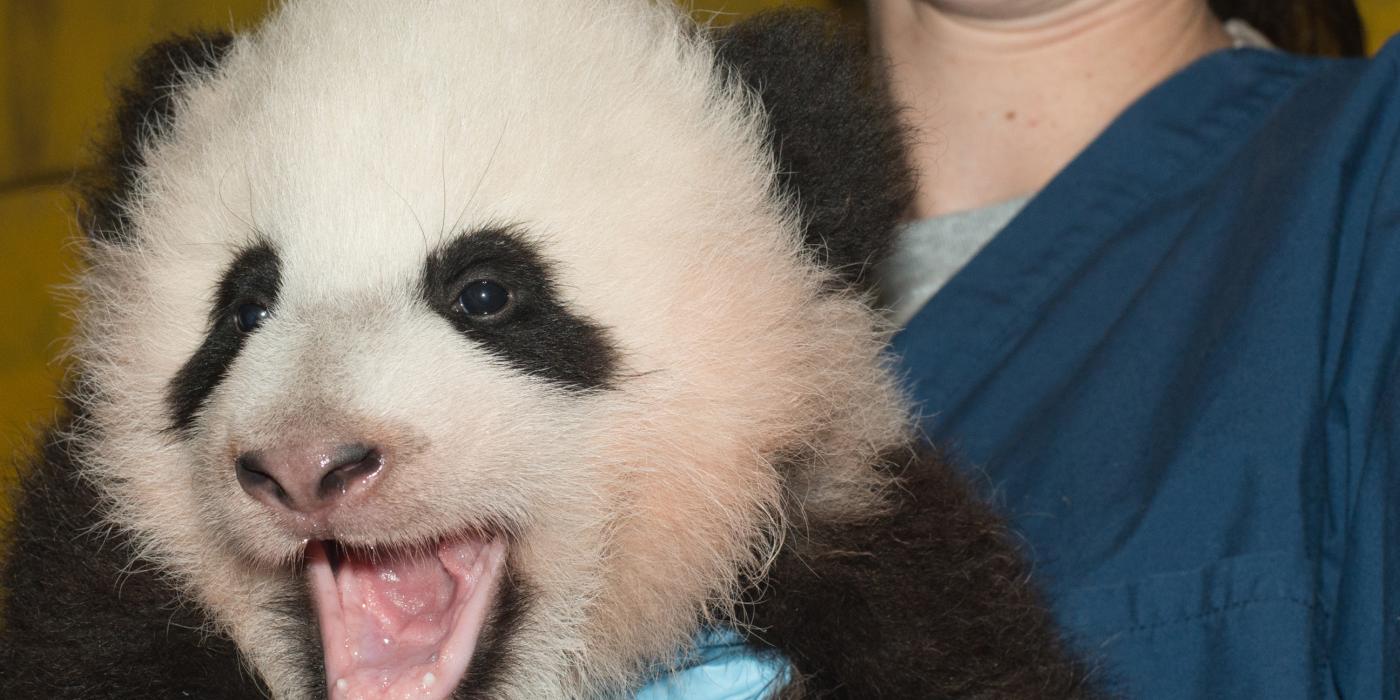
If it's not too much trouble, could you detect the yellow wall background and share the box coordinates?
[1,1,1398,499]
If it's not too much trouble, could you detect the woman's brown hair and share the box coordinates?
[1209,0,1366,56]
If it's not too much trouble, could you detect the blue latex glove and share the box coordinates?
[633,629,788,700]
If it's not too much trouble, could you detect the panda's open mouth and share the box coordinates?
[306,536,507,699]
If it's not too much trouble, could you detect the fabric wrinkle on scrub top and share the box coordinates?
[637,33,1400,700]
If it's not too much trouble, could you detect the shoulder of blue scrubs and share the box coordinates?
[890,36,1400,700]
[633,629,787,700]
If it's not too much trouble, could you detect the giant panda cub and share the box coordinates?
[1,1,1098,698]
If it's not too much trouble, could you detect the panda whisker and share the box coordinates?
[382,174,430,252]
[217,160,258,237]
[446,118,509,239]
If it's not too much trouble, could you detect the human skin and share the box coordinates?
[867,0,1232,218]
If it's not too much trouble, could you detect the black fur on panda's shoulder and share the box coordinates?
[0,407,272,698]
[81,33,234,245]
[743,446,1106,699]
[715,10,914,289]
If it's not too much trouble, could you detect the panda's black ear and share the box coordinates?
[714,10,914,289]
[81,33,235,245]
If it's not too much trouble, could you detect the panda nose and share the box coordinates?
[235,443,384,513]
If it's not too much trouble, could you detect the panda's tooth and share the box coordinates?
[335,678,349,692]
[422,672,436,687]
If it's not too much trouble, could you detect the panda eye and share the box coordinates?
[234,302,269,333]
[455,279,511,317]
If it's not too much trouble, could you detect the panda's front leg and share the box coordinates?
[0,418,266,699]
[742,447,1103,699]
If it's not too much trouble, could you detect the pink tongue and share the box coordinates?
[338,548,459,669]
[309,539,506,700]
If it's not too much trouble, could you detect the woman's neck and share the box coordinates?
[870,0,1231,218]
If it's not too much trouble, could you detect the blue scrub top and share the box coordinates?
[644,39,1400,699]
[893,40,1400,698]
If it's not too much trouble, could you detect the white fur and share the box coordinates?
[71,1,912,696]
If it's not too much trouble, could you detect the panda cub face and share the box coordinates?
[73,0,909,697]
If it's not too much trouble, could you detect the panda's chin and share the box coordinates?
[306,537,508,699]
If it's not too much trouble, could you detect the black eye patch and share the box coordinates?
[166,242,282,434]
[420,227,618,390]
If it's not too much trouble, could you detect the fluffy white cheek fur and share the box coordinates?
[186,294,797,695]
